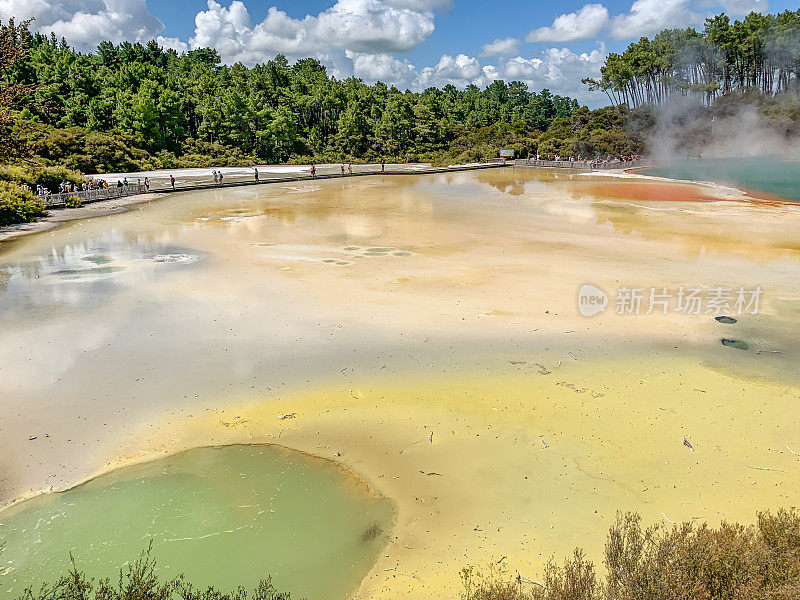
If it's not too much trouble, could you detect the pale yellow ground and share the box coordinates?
[102,355,799,599]
[2,169,800,598]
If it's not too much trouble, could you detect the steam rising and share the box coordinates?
[643,92,800,163]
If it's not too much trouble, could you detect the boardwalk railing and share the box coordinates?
[514,159,651,170]
[37,163,512,209]
[42,184,148,207]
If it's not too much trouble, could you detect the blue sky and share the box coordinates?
[2,0,796,105]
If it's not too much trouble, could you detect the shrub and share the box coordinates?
[64,196,82,209]
[31,127,145,174]
[18,544,293,600]
[0,163,83,191]
[0,181,46,225]
[461,509,800,600]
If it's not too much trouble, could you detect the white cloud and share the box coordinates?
[480,37,520,57]
[527,3,609,43]
[717,0,768,16]
[156,35,188,53]
[414,53,487,88]
[189,0,437,64]
[0,0,164,51]
[346,50,416,88]
[347,45,608,105]
[499,46,607,101]
[609,0,697,39]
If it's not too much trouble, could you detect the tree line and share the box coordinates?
[1,19,582,172]
[585,10,800,107]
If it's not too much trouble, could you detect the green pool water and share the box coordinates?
[0,445,393,600]
[641,156,800,202]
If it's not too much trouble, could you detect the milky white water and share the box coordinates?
[1,169,800,598]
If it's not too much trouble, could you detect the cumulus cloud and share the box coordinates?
[0,0,164,51]
[156,35,188,53]
[336,45,608,104]
[414,53,490,88]
[609,0,698,39]
[717,0,768,16]
[188,0,437,64]
[499,46,607,100]
[527,4,609,43]
[346,50,416,88]
[480,37,520,57]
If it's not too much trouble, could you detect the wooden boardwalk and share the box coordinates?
[514,159,651,171]
[147,162,510,195]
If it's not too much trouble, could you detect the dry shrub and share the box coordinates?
[461,509,800,600]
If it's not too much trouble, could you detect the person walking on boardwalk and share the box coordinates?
[381,159,385,172]
[212,170,218,184]
[144,177,150,192]
[254,167,259,182]
[341,164,345,175]
[218,172,224,184]
[170,175,175,190]
[310,164,316,178]
[348,163,352,175]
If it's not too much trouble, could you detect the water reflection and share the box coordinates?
[1,231,203,311]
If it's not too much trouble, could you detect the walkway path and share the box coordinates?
[514,158,651,170]
[147,161,508,194]
[1,161,508,244]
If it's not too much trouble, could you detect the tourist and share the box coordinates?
[170,175,175,190]
[310,165,316,178]
[212,170,218,184]
[348,164,352,175]
[144,177,150,192]
[381,159,385,172]
[123,177,128,187]
[254,167,259,182]
[341,164,345,175]
[218,172,223,184]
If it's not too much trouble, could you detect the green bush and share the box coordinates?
[64,196,82,209]
[31,127,145,174]
[17,545,292,600]
[0,163,84,191]
[0,181,46,225]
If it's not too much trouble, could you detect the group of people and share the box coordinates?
[526,153,644,164]
[201,162,386,186]
[25,179,111,197]
[23,177,152,199]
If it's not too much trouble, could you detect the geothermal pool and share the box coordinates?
[1,169,800,599]
[0,445,392,600]
[641,156,800,202]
